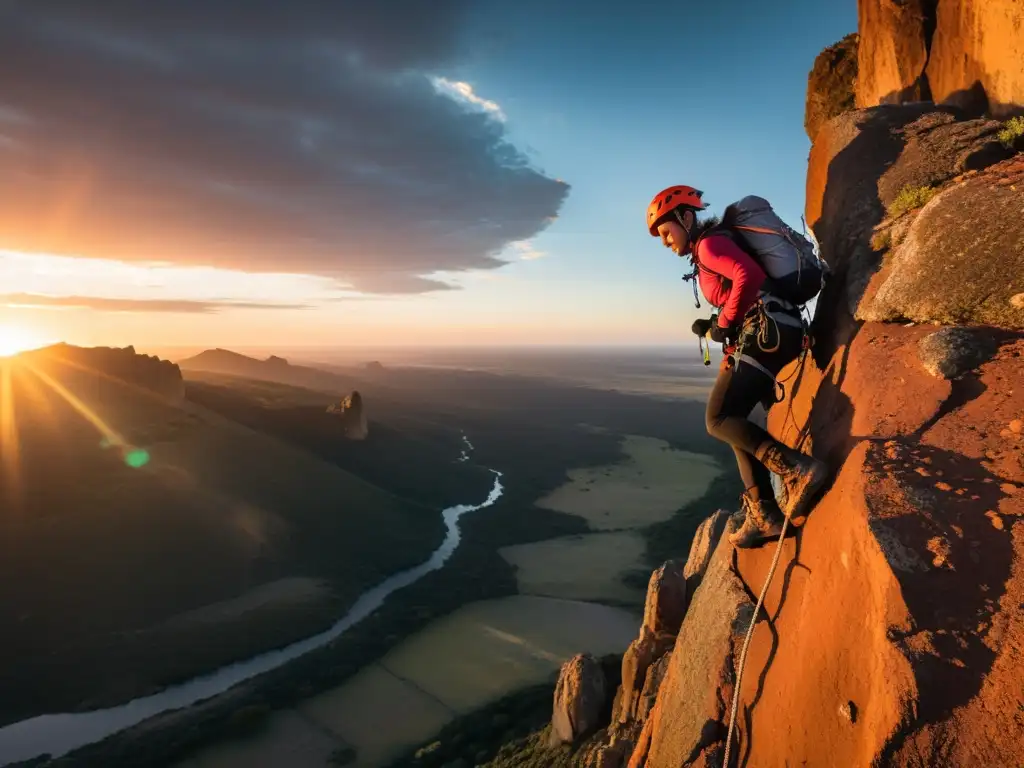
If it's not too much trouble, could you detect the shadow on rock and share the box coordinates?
[862,438,1013,724]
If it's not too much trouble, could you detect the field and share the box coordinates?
[499,531,648,606]
[174,596,638,768]
[499,435,725,607]
[533,435,722,529]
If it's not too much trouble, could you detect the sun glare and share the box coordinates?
[0,324,43,358]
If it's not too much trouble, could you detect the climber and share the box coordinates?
[646,185,829,548]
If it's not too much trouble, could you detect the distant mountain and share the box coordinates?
[177,348,353,393]
[21,342,185,402]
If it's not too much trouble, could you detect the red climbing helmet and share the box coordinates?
[646,185,707,236]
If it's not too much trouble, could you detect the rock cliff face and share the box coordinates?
[538,54,1023,768]
[23,343,185,402]
[855,0,933,108]
[927,0,1024,118]
[326,390,369,440]
[853,0,1024,117]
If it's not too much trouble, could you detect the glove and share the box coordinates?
[691,318,712,337]
[709,321,737,345]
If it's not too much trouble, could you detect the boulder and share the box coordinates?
[928,0,1024,118]
[641,560,687,636]
[917,327,1000,379]
[550,653,609,746]
[854,0,932,108]
[859,155,1024,329]
[326,390,369,440]
[805,33,859,141]
[682,510,730,593]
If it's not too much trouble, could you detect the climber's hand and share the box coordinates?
[709,322,737,345]
[691,318,713,337]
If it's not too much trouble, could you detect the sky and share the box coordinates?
[0,1,856,355]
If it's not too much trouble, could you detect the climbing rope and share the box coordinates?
[722,515,791,768]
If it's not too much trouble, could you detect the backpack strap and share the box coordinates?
[732,224,781,237]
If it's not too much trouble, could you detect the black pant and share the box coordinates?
[705,314,804,500]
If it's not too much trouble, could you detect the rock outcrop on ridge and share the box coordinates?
[805,32,859,141]
[21,342,185,403]
[326,390,369,440]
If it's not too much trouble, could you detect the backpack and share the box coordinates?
[710,195,828,307]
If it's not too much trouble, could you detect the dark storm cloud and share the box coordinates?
[0,293,310,314]
[0,1,569,293]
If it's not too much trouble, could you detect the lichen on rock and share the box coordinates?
[917,327,999,379]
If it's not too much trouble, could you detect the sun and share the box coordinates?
[0,324,45,358]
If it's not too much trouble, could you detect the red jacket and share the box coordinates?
[693,233,766,328]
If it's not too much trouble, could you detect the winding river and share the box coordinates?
[0,444,503,766]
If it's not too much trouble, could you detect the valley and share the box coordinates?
[0,344,727,767]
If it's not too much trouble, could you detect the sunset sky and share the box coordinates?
[0,1,855,354]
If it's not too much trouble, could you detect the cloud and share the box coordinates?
[511,241,546,260]
[0,2,569,294]
[430,77,507,121]
[0,293,310,314]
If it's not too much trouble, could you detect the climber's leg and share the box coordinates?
[706,320,828,532]
[705,359,774,458]
[755,440,829,524]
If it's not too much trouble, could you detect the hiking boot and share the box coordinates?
[728,492,786,549]
[759,442,829,525]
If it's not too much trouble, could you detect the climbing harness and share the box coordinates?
[731,295,812,404]
[723,517,791,768]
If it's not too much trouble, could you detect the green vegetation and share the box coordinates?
[886,185,938,219]
[805,32,859,141]
[871,228,892,252]
[997,116,1024,150]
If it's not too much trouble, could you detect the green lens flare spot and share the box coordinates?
[124,449,150,468]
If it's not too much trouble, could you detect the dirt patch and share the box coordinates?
[499,532,647,606]
[535,436,721,530]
